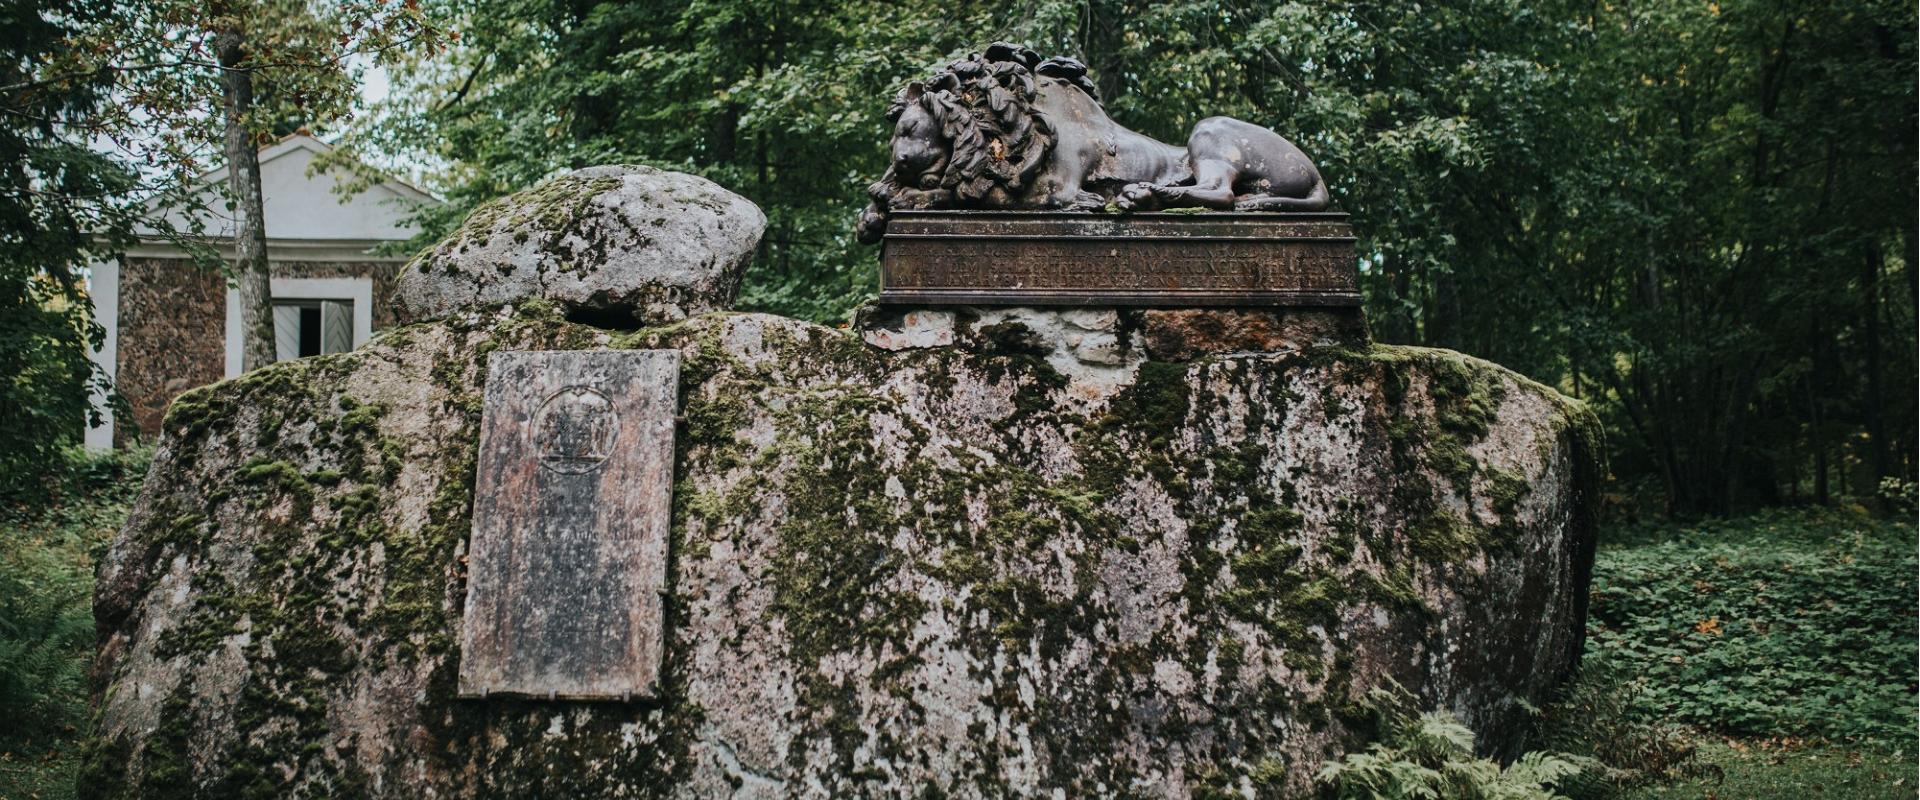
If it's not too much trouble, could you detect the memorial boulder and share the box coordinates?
[85,44,1602,799]
[86,304,1600,797]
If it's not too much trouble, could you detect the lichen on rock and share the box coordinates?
[86,301,1599,798]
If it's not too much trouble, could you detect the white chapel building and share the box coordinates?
[87,133,439,447]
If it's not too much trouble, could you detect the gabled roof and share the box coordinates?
[139,132,441,245]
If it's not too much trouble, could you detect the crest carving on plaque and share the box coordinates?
[535,386,618,474]
[461,350,680,701]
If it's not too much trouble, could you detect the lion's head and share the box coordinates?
[856,43,1100,243]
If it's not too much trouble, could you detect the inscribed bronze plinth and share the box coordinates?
[878,211,1360,307]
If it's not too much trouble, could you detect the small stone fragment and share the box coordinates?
[1142,307,1368,360]
[861,309,956,351]
[1060,308,1118,332]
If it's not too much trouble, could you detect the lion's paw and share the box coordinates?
[1115,183,1158,213]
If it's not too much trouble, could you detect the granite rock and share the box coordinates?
[1141,308,1368,361]
[393,166,765,326]
[86,303,1600,798]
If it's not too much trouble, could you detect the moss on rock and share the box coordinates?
[87,305,1600,798]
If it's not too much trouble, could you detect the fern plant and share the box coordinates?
[1317,685,1590,800]
[0,551,94,740]
[1528,656,1705,796]
[0,445,151,749]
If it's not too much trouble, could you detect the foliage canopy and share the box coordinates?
[1,0,444,477]
[352,0,1916,514]
[1,0,139,503]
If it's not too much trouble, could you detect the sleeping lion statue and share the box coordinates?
[856,42,1330,243]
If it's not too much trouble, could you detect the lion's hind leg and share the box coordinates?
[1158,158,1239,210]
[1115,161,1236,212]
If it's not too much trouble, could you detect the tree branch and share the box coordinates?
[0,32,434,95]
[431,53,491,115]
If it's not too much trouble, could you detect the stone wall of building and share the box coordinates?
[114,257,404,443]
[115,258,224,445]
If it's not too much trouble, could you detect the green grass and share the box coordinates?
[0,755,77,800]
[0,447,149,800]
[1589,508,1917,746]
[1618,741,1913,800]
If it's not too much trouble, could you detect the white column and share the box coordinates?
[84,259,120,450]
[224,285,242,378]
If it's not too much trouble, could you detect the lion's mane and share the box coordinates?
[890,43,1100,205]
[857,43,1100,242]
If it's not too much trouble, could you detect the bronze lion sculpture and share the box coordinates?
[856,42,1330,243]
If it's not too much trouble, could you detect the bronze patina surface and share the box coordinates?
[878,210,1360,307]
[856,43,1332,243]
[458,349,680,701]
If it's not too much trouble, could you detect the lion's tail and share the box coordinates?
[856,203,888,244]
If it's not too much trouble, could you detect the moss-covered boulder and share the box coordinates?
[393,166,765,327]
[87,303,1599,798]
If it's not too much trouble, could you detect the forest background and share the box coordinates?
[7,0,1917,515]
[352,0,1919,518]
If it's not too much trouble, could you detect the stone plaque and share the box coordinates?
[879,210,1360,307]
[458,349,680,700]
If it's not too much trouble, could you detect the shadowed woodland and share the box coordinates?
[345,0,1918,517]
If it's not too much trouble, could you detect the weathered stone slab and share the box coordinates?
[394,165,766,326]
[457,349,680,700]
[878,210,1359,307]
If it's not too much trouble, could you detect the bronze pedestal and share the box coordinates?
[877,211,1359,308]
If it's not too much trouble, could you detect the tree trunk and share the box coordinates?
[1083,0,1126,105]
[1814,435,1830,506]
[218,28,275,373]
[1863,244,1888,483]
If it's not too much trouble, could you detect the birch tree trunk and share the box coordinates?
[218,28,275,372]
